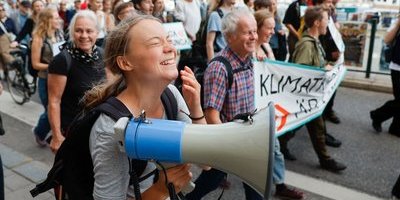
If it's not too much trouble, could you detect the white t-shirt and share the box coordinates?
[389,62,400,71]
[174,0,201,39]
[96,11,106,39]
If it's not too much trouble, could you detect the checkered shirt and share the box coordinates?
[203,47,255,123]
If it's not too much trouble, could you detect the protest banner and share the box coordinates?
[163,22,192,50]
[254,58,347,136]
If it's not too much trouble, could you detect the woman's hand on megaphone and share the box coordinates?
[155,164,193,194]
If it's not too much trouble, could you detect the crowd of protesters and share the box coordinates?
[0,0,399,199]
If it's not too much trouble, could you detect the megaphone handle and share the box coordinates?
[155,163,195,194]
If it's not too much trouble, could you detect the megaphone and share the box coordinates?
[114,103,275,199]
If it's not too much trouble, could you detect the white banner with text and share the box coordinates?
[254,59,347,136]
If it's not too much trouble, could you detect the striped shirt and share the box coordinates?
[203,47,255,122]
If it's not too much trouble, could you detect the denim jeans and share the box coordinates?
[33,78,50,141]
[273,137,285,184]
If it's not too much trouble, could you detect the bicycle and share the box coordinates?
[4,44,37,105]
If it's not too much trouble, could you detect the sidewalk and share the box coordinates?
[0,83,55,199]
[0,71,391,200]
[1,144,53,200]
[341,70,392,93]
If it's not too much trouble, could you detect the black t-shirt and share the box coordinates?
[283,1,302,31]
[392,33,400,65]
[319,29,339,62]
[48,49,106,130]
[16,18,34,43]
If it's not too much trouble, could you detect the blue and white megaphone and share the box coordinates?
[114,103,275,199]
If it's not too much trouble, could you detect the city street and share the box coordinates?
[0,84,398,200]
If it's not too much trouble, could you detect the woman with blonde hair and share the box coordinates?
[31,7,64,146]
[84,14,205,199]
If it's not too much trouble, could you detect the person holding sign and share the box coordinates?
[253,9,304,200]
[315,0,343,130]
[310,0,343,150]
[291,6,346,172]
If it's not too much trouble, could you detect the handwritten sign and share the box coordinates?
[163,22,192,50]
[254,58,346,136]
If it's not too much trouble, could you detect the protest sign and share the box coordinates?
[163,22,192,50]
[254,59,346,136]
[328,17,346,53]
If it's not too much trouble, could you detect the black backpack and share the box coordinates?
[175,9,225,93]
[192,8,224,59]
[30,88,178,199]
[193,55,251,108]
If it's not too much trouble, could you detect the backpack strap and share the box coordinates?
[210,56,233,90]
[97,87,177,126]
[161,87,178,120]
[61,49,73,75]
[96,97,132,120]
[98,89,177,199]
[209,56,249,90]
[60,46,103,75]
[216,8,224,18]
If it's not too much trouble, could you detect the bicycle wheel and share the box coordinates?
[5,67,28,105]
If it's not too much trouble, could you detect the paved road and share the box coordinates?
[284,86,400,198]
[0,85,397,199]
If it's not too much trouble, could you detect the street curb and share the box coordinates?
[341,80,392,94]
